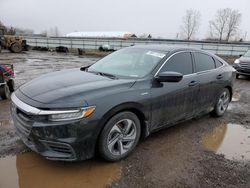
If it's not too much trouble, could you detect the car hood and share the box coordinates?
[18,68,136,108]
[239,56,250,63]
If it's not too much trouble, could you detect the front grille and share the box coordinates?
[239,61,250,72]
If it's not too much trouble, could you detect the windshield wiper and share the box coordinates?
[90,71,117,79]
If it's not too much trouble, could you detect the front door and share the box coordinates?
[150,51,199,130]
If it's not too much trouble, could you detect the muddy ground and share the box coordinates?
[0,51,249,188]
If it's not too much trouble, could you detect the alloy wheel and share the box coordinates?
[107,119,137,156]
[217,91,229,114]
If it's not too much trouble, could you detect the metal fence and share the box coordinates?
[25,36,250,56]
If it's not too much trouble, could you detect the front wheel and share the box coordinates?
[7,79,15,92]
[211,88,230,117]
[10,42,22,53]
[0,85,10,100]
[98,111,141,162]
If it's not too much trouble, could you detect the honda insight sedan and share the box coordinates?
[11,45,235,161]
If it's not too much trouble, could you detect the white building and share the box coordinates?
[66,31,137,39]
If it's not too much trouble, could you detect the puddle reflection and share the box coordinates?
[0,152,121,188]
[202,123,250,161]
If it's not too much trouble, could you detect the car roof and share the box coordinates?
[129,44,204,53]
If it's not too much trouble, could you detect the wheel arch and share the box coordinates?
[97,102,150,142]
[225,85,233,101]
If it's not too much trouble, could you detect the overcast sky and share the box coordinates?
[0,0,249,40]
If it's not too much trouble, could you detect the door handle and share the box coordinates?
[216,74,224,79]
[188,81,198,87]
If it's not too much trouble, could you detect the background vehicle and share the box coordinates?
[233,50,250,78]
[11,45,235,162]
[99,44,115,51]
[0,64,15,99]
[0,27,28,53]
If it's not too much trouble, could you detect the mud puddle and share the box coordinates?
[231,92,241,102]
[0,152,121,188]
[0,100,12,127]
[202,123,250,161]
[0,119,13,126]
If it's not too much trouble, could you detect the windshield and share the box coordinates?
[88,48,166,78]
[244,50,250,57]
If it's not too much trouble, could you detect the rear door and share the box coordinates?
[193,52,223,113]
[150,51,199,130]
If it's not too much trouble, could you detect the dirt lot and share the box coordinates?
[0,51,250,188]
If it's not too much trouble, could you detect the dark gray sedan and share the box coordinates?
[11,45,235,161]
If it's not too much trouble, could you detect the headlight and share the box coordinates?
[48,106,96,121]
[234,59,240,64]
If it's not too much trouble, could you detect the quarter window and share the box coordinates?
[214,58,223,68]
[160,52,193,75]
[194,53,215,72]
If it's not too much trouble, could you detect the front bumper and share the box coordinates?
[10,94,100,161]
[233,64,250,76]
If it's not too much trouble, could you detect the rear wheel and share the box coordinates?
[98,111,141,161]
[211,88,230,117]
[10,42,22,53]
[7,79,15,92]
[0,85,10,100]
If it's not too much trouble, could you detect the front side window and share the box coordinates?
[194,53,215,72]
[160,52,193,75]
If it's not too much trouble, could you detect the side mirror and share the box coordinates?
[239,54,243,57]
[156,71,183,82]
[80,65,90,71]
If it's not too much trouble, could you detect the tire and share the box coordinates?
[7,79,15,92]
[10,42,22,53]
[236,74,239,79]
[211,88,230,117]
[0,85,10,100]
[98,111,141,162]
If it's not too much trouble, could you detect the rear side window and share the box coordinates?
[160,52,193,75]
[194,53,215,72]
[214,58,223,68]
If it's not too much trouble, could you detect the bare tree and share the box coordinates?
[47,26,60,37]
[54,26,60,37]
[0,20,7,33]
[209,8,241,42]
[15,28,33,35]
[209,9,230,41]
[7,26,16,35]
[180,10,201,40]
[0,20,4,28]
[225,10,241,41]
[40,30,48,37]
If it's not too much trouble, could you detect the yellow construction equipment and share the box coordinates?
[0,27,28,53]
